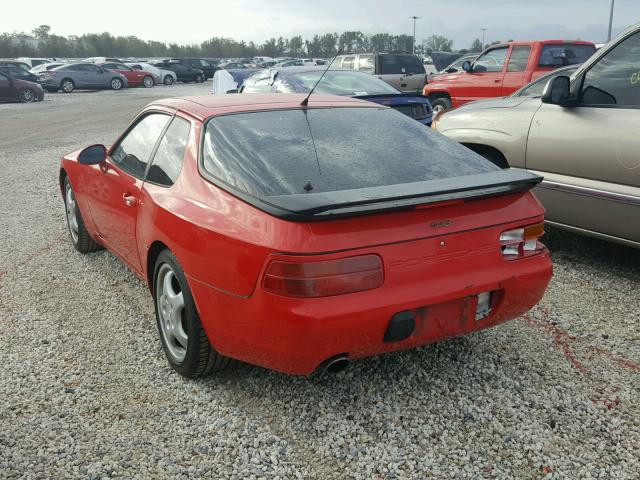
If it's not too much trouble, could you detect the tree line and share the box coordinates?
[0,25,492,59]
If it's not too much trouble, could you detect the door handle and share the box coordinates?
[494,79,500,83]
[122,193,137,207]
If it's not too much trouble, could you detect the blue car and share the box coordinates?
[241,67,433,126]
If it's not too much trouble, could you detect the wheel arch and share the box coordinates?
[147,240,171,292]
[59,168,68,197]
[426,91,452,102]
[462,143,510,169]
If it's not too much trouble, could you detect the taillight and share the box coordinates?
[263,255,384,298]
[500,222,545,259]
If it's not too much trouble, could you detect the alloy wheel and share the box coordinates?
[62,80,74,93]
[111,78,122,90]
[65,184,79,243]
[156,264,188,363]
[143,76,153,88]
[19,89,35,103]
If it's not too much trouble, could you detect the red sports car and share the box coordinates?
[60,94,552,377]
[97,62,154,88]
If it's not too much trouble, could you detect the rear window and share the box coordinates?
[379,54,423,74]
[538,44,595,67]
[201,107,497,198]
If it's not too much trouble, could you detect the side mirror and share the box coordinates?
[462,61,472,72]
[541,75,571,106]
[78,144,107,165]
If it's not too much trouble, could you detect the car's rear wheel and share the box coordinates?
[431,97,452,114]
[195,74,204,83]
[111,78,123,90]
[153,250,231,378]
[61,79,74,93]
[64,177,100,253]
[143,76,153,88]
[18,88,36,103]
[163,75,174,85]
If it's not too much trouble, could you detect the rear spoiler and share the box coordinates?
[257,169,542,221]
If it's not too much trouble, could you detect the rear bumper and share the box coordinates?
[189,250,552,375]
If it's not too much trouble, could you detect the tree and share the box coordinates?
[423,34,453,53]
[288,35,303,56]
[470,38,483,52]
[32,25,51,40]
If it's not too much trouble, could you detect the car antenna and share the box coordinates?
[300,49,342,107]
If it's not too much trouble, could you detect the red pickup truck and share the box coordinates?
[424,40,596,112]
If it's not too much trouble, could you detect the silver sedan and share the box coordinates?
[38,62,129,93]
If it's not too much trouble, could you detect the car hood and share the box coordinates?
[454,96,531,112]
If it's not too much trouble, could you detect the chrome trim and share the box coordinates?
[539,180,640,207]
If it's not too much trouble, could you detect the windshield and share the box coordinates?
[201,107,497,198]
[290,70,399,96]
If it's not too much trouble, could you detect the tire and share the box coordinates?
[64,177,100,253]
[142,76,154,88]
[110,77,123,90]
[431,97,452,114]
[18,88,36,103]
[153,250,231,378]
[195,74,204,83]
[163,75,174,85]
[61,78,74,93]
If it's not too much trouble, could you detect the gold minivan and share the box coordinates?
[434,24,640,248]
[332,53,426,93]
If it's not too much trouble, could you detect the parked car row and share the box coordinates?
[0,57,201,100]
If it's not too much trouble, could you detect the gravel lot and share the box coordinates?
[0,85,639,479]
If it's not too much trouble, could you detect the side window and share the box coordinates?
[507,46,531,72]
[0,73,9,86]
[147,117,190,187]
[580,32,640,106]
[110,114,171,178]
[379,55,422,74]
[342,56,355,70]
[358,55,375,74]
[8,66,26,77]
[473,47,509,73]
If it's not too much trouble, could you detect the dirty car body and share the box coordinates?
[59,94,552,376]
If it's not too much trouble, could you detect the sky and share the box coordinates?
[2,0,637,49]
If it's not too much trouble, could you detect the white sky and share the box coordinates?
[2,0,637,48]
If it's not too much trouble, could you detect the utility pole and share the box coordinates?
[607,0,615,42]
[481,28,488,48]
[410,16,420,54]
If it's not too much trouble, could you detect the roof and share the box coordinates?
[147,94,378,121]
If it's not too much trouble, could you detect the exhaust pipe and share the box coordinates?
[324,355,350,374]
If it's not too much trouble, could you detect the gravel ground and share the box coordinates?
[0,85,639,479]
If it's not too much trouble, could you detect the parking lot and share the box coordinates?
[0,84,639,479]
